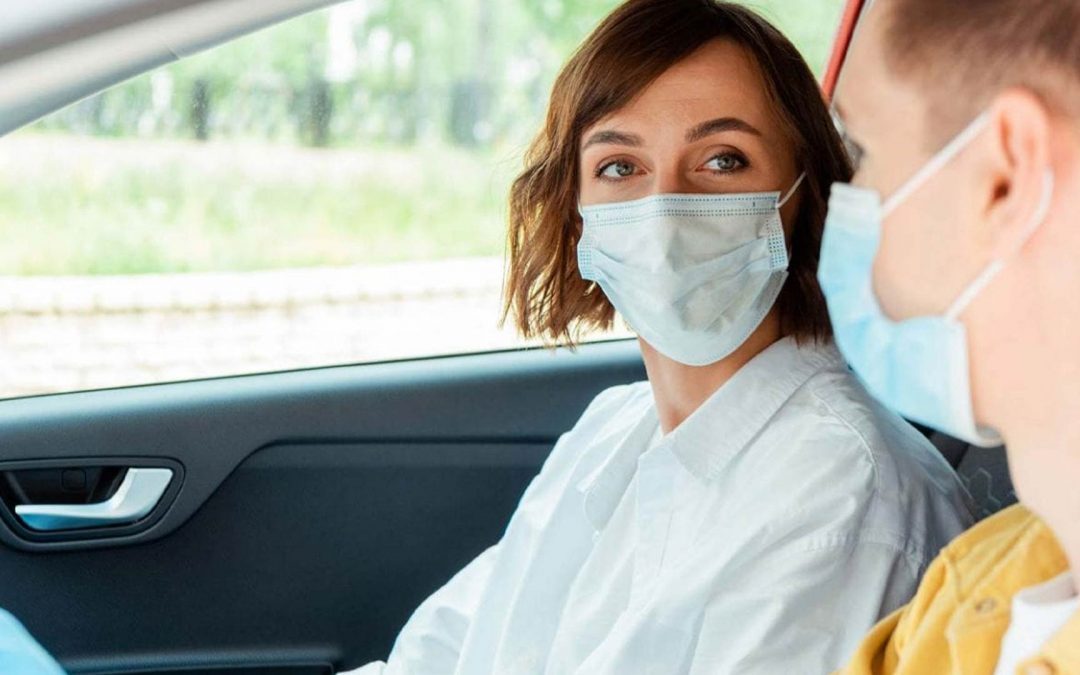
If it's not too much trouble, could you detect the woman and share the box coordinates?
[352,1,973,673]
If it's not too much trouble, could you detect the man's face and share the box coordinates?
[834,4,997,321]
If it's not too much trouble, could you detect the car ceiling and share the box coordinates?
[0,0,338,137]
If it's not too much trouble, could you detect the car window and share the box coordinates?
[0,0,845,399]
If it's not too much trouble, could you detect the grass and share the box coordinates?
[0,133,518,275]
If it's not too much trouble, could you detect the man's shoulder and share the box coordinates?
[941,504,1040,562]
[937,504,1066,596]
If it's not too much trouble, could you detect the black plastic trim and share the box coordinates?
[0,341,646,552]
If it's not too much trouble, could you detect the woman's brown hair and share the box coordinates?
[503,0,852,346]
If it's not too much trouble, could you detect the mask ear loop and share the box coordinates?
[777,172,808,208]
[945,170,1055,320]
[773,171,808,264]
[882,112,993,218]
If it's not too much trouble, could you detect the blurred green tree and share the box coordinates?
[30,0,842,149]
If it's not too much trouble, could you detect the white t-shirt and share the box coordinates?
[994,571,1079,675]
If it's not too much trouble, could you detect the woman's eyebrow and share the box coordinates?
[685,117,762,143]
[581,130,644,150]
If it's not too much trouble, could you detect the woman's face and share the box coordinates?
[578,39,801,226]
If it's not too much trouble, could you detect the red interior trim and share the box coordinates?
[822,0,867,100]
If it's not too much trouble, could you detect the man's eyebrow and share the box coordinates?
[581,130,644,151]
[685,116,762,143]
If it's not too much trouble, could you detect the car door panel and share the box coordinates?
[0,341,646,673]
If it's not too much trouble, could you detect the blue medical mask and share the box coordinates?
[819,112,1054,446]
[578,174,804,366]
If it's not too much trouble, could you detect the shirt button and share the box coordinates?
[975,598,998,614]
[1025,660,1055,675]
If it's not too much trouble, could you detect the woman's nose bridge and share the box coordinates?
[653,163,696,195]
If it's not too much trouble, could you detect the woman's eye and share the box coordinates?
[703,153,746,173]
[597,160,637,180]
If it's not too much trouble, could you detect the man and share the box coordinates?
[821,0,1080,673]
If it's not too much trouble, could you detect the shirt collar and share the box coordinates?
[575,392,659,530]
[575,338,843,530]
[664,337,844,481]
[1042,592,1080,675]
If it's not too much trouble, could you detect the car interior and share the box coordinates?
[0,0,1017,673]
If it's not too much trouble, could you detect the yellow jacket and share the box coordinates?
[837,504,1079,675]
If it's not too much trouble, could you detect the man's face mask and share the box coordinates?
[818,111,1054,446]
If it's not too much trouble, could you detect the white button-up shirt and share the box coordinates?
[351,338,974,675]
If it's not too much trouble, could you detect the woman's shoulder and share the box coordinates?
[761,354,968,508]
[730,359,971,567]
[795,361,946,468]
[751,341,926,459]
[782,358,974,537]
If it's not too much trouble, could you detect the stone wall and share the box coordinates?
[0,257,536,398]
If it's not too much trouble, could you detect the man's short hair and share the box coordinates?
[883,0,1080,143]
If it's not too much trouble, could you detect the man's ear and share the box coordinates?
[983,88,1053,259]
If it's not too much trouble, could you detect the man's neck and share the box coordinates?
[972,238,1080,588]
[1002,412,1080,591]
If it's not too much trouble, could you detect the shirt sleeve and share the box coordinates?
[343,544,500,675]
[832,606,905,675]
[689,536,920,675]
[343,383,641,675]
[0,609,66,675]
[833,551,950,675]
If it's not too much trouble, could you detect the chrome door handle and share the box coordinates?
[14,468,174,531]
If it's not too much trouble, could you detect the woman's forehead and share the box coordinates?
[591,40,775,135]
